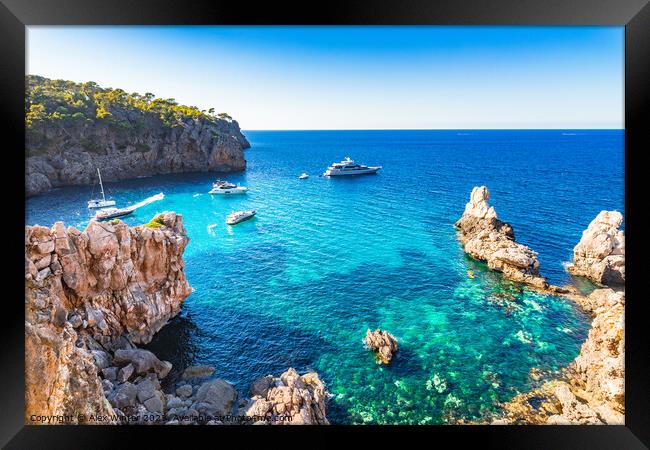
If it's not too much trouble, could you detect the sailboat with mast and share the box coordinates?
[88,168,116,209]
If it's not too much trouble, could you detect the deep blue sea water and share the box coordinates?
[26,130,624,424]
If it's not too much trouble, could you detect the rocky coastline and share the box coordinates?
[25,76,250,196]
[455,187,625,425]
[25,213,328,425]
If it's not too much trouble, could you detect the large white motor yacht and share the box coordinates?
[209,179,248,195]
[323,157,381,176]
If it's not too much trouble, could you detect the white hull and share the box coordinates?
[88,199,116,209]
[209,187,248,195]
[227,210,256,225]
[324,167,381,176]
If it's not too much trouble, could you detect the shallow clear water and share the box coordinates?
[26,130,623,424]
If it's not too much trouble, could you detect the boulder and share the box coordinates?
[363,329,398,364]
[176,384,193,398]
[117,363,134,383]
[136,378,157,403]
[113,349,173,379]
[566,211,625,286]
[194,379,238,416]
[243,368,329,425]
[109,382,137,410]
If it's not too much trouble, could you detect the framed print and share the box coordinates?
[1,0,648,448]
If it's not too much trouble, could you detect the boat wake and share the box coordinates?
[126,192,165,212]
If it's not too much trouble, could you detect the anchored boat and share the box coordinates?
[87,168,116,208]
[323,157,381,176]
[209,179,248,195]
[226,210,256,225]
[299,173,309,179]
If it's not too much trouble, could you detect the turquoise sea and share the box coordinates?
[26,130,624,424]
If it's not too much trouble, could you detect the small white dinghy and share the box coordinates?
[226,210,256,225]
[299,173,309,179]
[88,168,116,208]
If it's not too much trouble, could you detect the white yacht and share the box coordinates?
[323,157,381,176]
[88,168,116,208]
[209,179,248,195]
[226,210,256,225]
[299,173,309,180]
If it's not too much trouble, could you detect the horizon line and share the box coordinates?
[241,128,624,132]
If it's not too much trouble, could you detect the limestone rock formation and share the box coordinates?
[495,289,624,425]
[25,319,115,424]
[363,329,398,364]
[26,212,192,346]
[566,211,625,286]
[455,186,565,292]
[242,368,330,425]
[25,213,192,423]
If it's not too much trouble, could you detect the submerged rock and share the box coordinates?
[566,211,625,286]
[363,329,398,364]
[181,365,215,380]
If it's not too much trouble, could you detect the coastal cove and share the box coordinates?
[26,129,624,424]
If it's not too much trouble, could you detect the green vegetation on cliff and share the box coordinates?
[25,75,231,131]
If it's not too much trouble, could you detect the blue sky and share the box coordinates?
[27,26,623,130]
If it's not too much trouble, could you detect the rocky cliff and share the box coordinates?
[25,213,330,425]
[25,212,192,423]
[25,76,250,196]
[566,211,625,286]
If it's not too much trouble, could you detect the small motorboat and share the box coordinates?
[209,179,248,195]
[95,206,134,221]
[226,210,256,225]
[299,173,309,180]
[88,168,116,208]
[467,271,475,279]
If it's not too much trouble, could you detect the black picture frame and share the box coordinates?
[1,0,648,448]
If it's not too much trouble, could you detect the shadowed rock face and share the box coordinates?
[566,211,625,286]
[25,212,192,423]
[26,114,250,196]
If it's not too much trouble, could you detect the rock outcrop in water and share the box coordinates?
[363,329,398,364]
[455,186,565,292]
[25,75,250,196]
[494,289,624,425]
[566,211,625,286]
[25,212,191,423]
